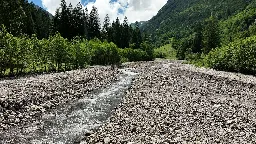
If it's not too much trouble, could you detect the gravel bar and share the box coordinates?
[0,66,120,130]
[84,60,256,143]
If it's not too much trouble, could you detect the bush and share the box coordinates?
[154,44,176,59]
[90,39,121,65]
[0,26,152,77]
[120,48,148,62]
[204,35,256,74]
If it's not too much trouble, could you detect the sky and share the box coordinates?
[28,0,168,23]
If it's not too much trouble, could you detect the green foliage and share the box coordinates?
[220,7,256,45]
[204,35,256,74]
[0,26,152,77]
[0,0,52,38]
[141,0,254,46]
[71,38,91,69]
[119,48,148,62]
[90,39,121,65]
[203,16,220,54]
[140,41,154,61]
[154,44,176,60]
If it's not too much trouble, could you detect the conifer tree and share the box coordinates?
[0,0,26,36]
[102,14,111,41]
[131,21,142,49]
[73,2,85,37]
[53,9,61,34]
[59,0,69,39]
[121,16,130,48]
[191,22,203,53]
[203,16,220,54]
[112,17,122,48]
[83,8,89,39]
[88,6,101,39]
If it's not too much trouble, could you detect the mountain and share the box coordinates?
[0,0,52,38]
[141,0,256,46]
[33,4,53,18]
[130,21,146,29]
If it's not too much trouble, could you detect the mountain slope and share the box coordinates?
[0,0,52,38]
[141,0,255,46]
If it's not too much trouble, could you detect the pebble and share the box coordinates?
[2,60,256,143]
[85,60,256,143]
[0,66,120,130]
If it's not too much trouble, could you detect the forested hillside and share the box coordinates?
[143,0,256,75]
[0,0,52,39]
[142,0,255,46]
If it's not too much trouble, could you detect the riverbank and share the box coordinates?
[85,60,256,143]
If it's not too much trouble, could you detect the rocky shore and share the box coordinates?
[84,60,256,143]
[0,66,120,130]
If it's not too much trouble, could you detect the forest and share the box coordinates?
[2,0,256,76]
[0,0,154,77]
[143,0,256,75]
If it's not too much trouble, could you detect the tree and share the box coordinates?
[121,16,131,48]
[59,0,70,39]
[0,0,26,36]
[112,17,122,48]
[73,3,86,37]
[203,16,220,54]
[102,14,111,41]
[22,1,36,36]
[191,22,203,53]
[83,8,89,39]
[88,6,101,39]
[52,8,61,34]
[131,21,142,49]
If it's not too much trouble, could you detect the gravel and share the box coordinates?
[1,60,256,143]
[84,60,256,143]
[0,66,120,130]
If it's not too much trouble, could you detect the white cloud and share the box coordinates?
[42,0,168,23]
[123,0,168,22]
[42,0,81,14]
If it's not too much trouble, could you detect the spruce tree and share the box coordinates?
[203,16,220,54]
[83,8,89,39]
[53,9,61,34]
[112,17,122,48]
[102,14,111,41]
[67,3,74,39]
[0,0,26,36]
[88,6,101,39]
[59,0,69,39]
[191,22,203,53]
[131,21,142,49]
[121,16,130,48]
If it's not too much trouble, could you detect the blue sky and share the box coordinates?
[29,0,97,9]
[28,0,168,23]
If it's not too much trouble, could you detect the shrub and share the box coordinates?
[90,39,121,65]
[120,48,148,62]
[204,35,256,74]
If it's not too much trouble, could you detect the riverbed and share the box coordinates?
[1,60,256,143]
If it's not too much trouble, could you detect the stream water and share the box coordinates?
[1,68,137,144]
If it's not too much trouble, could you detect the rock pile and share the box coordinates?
[0,66,120,130]
[85,60,256,143]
